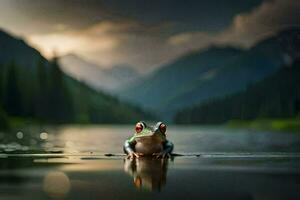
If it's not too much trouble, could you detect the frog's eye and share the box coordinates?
[135,122,144,133]
[159,123,166,134]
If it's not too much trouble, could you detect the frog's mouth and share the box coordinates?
[135,132,164,144]
[135,132,155,138]
[135,131,165,143]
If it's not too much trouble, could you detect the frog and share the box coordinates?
[123,121,174,159]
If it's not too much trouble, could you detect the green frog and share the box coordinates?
[123,121,174,159]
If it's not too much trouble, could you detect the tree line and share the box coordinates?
[0,58,74,125]
[0,57,150,129]
[174,59,300,124]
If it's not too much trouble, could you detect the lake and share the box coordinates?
[1,125,300,200]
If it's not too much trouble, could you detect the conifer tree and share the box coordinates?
[3,61,22,116]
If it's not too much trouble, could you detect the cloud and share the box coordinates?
[168,32,216,51]
[168,0,300,50]
[168,33,196,46]
[0,0,109,34]
[26,21,128,62]
[28,0,300,70]
[27,20,174,69]
[218,0,300,46]
[1,0,299,70]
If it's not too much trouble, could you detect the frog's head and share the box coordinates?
[133,121,167,141]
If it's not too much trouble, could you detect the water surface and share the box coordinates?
[1,125,300,199]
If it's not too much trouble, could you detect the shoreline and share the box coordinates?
[227,118,300,132]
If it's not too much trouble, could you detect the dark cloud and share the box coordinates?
[1,0,298,70]
[2,0,263,34]
[8,0,110,33]
[102,0,263,32]
[172,0,300,48]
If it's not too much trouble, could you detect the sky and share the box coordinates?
[0,0,299,70]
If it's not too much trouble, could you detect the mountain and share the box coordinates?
[118,46,244,111]
[0,29,151,124]
[118,28,300,119]
[59,54,140,92]
[103,65,140,87]
[174,59,300,124]
[0,29,48,68]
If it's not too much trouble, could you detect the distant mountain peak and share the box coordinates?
[59,54,140,92]
[117,28,296,119]
[103,65,140,77]
[171,45,243,65]
[59,53,104,69]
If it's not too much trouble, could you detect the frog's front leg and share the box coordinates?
[153,140,174,158]
[123,139,141,159]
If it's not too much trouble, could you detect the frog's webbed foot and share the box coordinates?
[152,152,171,159]
[126,152,143,159]
[126,152,139,159]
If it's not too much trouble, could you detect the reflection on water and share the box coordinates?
[124,158,168,191]
[0,155,300,199]
[43,171,70,199]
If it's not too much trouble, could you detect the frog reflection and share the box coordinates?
[124,157,169,191]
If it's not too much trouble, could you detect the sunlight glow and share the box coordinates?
[27,34,85,58]
[26,22,121,59]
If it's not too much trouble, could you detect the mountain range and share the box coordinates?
[174,58,300,124]
[2,27,297,124]
[117,28,300,119]
[59,54,140,93]
[0,29,151,124]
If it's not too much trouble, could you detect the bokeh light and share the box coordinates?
[16,131,23,139]
[43,171,70,199]
[40,132,48,140]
